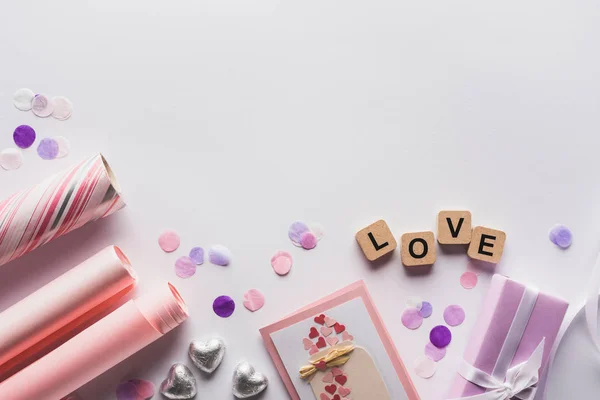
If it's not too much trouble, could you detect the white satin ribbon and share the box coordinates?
[454,338,545,400]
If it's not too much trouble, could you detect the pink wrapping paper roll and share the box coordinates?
[0,283,188,399]
[0,246,137,380]
[0,154,125,267]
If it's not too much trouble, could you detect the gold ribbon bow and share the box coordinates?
[299,344,355,380]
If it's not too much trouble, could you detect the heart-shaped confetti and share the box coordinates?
[338,387,351,397]
[309,345,319,355]
[159,364,197,399]
[322,372,334,383]
[326,336,339,346]
[314,314,326,325]
[209,244,232,266]
[341,332,354,341]
[189,337,226,373]
[232,361,268,399]
[309,327,319,339]
[175,256,196,278]
[320,394,330,400]
[331,367,344,377]
[243,289,265,312]
[116,379,155,400]
[271,250,293,276]
[325,317,337,327]
[321,326,333,337]
[159,230,181,252]
[316,337,327,348]
[334,323,346,334]
[315,361,327,371]
[303,338,313,350]
[325,384,337,395]
[334,375,347,385]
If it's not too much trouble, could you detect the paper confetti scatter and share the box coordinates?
[189,246,205,265]
[209,245,232,266]
[175,256,197,278]
[288,220,324,249]
[271,250,293,275]
[443,305,465,327]
[430,325,452,348]
[406,296,423,310]
[54,136,71,158]
[243,289,265,312]
[32,94,54,117]
[419,301,433,318]
[158,230,181,252]
[213,295,235,318]
[13,125,36,149]
[51,96,73,120]
[413,356,437,379]
[37,138,59,160]
[424,342,446,361]
[401,308,423,330]
[549,224,572,249]
[13,88,35,111]
[460,271,478,289]
[0,148,24,171]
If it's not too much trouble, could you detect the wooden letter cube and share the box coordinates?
[468,226,506,263]
[355,220,397,261]
[437,210,472,245]
[401,231,436,267]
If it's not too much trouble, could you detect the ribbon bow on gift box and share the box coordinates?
[453,338,544,400]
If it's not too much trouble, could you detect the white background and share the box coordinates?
[0,1,599,399]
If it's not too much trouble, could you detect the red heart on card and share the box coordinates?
[315,361,327,371]
[335,375,347,385]
[314,314,326,325]
[309,327,319,339]
[333,395,341,400]
[334,323,346,334]
[316,337,327,348]
[325,384,337,395]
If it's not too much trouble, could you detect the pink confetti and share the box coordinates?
[460,271,478,289]
[243,289,265,312]
[271,250,293,276]
[401,308,423,330]
[424,342,446,361]
[32,94,54,117]
[300,231,318,249]
[158,230,180,252]
[444,305,465,327]
[175,256,196,278]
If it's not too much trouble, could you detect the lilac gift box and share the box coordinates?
[448,274,569,398]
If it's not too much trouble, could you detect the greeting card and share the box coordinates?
[260,281,419,400]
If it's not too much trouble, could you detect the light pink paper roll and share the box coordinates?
[0,246,137,379]
[0,283,188,400]
[0,154,125,267]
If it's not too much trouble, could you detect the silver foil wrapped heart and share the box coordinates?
[189,337,226,374]
[160,364,197,399]
[232,361,268,398]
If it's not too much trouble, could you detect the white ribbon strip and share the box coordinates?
[449,286,543,400]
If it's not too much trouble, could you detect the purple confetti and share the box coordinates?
[430,325,452,348]
[116,379,155,400]
[424,342,446,361]
[37,138,59,160]
[401,308,423,330]
[300,231,318,250]
[175,256,196,278]
[288,221,310,244]
[444,305,465,327]
[209,245,232,266]
[549,224,572,249]
[419,301,433,318]
[213,295,235,318]
[189,246,205,265]
[13,125,36,149]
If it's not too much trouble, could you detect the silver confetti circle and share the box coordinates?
[160,364,197,399]
[189,337,226,374]
[232,361,268,399]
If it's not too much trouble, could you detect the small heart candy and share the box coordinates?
[303,338,313,350]
[339,386,351,397]
[341,331,354,341]
[316,337,327,348]
[189,337,226,373]
[232,361,268,399]
[325,384,337,395]
[334,323,346,334]
[309,345,319,355]
[326,336,339,346]
[309,327,319,339]
[314,314,326,325]
[321,326,333,337]
[335,375,347,385]
[325,317,337,327]
[159,364,197,399]
[331,367,344,376]
[322,372,334,383]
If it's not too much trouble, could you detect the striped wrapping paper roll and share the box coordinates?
[0,154,125,267]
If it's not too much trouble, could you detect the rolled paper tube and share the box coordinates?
[0,153,125,267]
[0,283,189,399]
[0,246,137,379]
